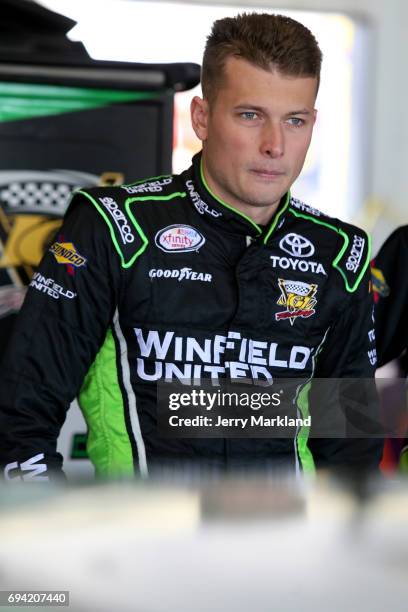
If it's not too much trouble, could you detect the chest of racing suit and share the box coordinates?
[0,153,381,480]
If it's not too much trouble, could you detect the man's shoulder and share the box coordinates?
[372,225,408,294]
[377,224,408,257]
[68,172,188,268]
[78,172,184,201]
[288,197,371,293]
[119,174,179,197]
[289,196,366,235]
[73,173,187,223]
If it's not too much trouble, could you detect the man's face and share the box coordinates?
[191,56,317,215]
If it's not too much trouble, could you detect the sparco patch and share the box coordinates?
[99,196,135,244]
[275,279,318,325]
[155,225,205,253]
[346,234,365,272]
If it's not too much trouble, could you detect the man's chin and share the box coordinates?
[244,189,287,209]
[242,181,289,207]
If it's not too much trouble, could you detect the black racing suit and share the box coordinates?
[372,226,408,470]
[372,225,408,367]
[0,153,383,480]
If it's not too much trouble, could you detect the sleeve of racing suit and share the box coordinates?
[373,226,408,367]
[0,197,122,481]
[308,266,384,470]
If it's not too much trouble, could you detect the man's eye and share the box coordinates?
[240,111,258,120]
[287,117,305,127]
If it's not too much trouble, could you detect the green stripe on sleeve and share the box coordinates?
[79,328,135,477]
[296,381,316,475]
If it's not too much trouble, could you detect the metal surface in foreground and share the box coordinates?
[0,473,407,612]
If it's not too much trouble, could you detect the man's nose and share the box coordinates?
[260,122,284,158]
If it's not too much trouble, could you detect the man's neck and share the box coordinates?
[238,201,281,226]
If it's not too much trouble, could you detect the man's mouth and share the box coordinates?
[250,168,285,179]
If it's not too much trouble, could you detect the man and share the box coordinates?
[372,226,408,367]
[372,226,408,472]
[0,13,382,481]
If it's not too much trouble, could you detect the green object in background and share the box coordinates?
[399,445,408,474]
[70,433,89,460]
[0,81,161,122]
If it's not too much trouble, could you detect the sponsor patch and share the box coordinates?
[371,265,390,299]
[29,272,77,300]
[122,177,173,195]
[155,225,205,253]
[275,278,318,325]
[49,239,87,275]
[185,180,222,218]
[99,196,135,244]
[368,348,377,366]
[279,233,315,258]
[0,170,98,285]
[290,198,322,217]
[149,267,212,282]
[270,255,326,275]
[133,328,312,383]
[4,453,48,482]
[346,234,365,272]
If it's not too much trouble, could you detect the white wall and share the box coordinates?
[175,0,407,250]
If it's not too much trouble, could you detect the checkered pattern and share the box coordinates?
[0,170,99,216]
[281,280,311,296]
[1,182,72,210]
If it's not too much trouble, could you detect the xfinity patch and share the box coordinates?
[155,225,205,253]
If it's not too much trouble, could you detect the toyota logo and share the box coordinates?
[279,233,315,257]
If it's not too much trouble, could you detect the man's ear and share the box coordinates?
[191,96,209,141]
[313,108,317,125]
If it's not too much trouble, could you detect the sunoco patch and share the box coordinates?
[49,240,87,275]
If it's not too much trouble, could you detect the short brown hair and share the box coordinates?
[202,13,322,101]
